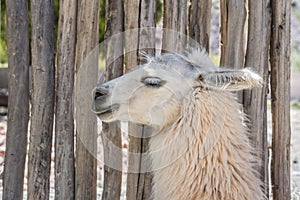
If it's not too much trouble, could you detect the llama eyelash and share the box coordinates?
[141,77,166,88]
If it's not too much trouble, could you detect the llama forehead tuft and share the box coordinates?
[184,48,216,69]
[142,48,217,73]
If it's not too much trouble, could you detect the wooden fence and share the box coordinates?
[2,0,291,199]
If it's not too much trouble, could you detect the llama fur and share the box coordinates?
[94,49,265,200]
[149,87,265,200]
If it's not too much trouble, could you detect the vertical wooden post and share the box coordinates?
[74,0,100,199]
[125,1,156,199]
[189,0,212,52]
[270,0,291,199]
[3,0,29,199]
[219,0,246,68]
[55,0,77,199]
[219,0,246,102]
[243,0,271,197]
[101,0,124,199]
[27,0,55,199]
[124,2,141,198]
[162,0,188,52]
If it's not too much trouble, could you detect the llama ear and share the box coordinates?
[198,68,263,91]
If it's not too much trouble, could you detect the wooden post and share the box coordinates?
[55,0,77,199]
[3,0,29,199]
[101,0,124,199]
[219,0,246,102]
[124,2,141,199]
[125,1,156,199]
[270,0,291,199]
[162,0,188,52]
[243,0,271,197]
[27,0,55,199]
[189,0,212,52]
[74,0,100,199]
[219,0,246,68]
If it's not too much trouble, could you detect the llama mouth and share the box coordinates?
[96,103,120,117]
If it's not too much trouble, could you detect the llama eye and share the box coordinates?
[142,77,165,88]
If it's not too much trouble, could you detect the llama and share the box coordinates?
[92,49,265,200]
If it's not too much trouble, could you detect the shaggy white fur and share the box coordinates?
[149,88,265,200]
[94,49,265,200]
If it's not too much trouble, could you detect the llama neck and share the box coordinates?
[149,88,264,200]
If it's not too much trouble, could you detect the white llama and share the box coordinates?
[93,49,265,200]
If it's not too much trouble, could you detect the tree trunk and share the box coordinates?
[270,0,291,199]
[74,0,100,199]
[162,0,188,52]
[27,0,55,199]
[55,0,77,199]
[3,0,29,199]
[219,0,246,68]
[124,1,156,199]
[243,0,271,197]
[101,0,124,199]
[188,0,212,52]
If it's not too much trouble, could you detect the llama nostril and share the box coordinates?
[94,87,109,100]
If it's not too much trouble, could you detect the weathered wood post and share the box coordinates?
[219,0,246,69]
[74,0,100,199]
[162,0,188,52]
[27,0,55,199]
[125,1,156,199]
[3,0,30,199]
[243,0,271,197]
[189,0,212,52]
[55,0,77,198]
[270,0,291,199]
[219,0,246,113]
[101,0,124,199]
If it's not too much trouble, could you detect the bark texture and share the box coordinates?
[74,0,100,199]
[162,0,188,52]
[124,1,156,199]
[3,0,29,199]
[189,0,212,52]
[101,0,124,199]
[220,0,246,102]
[243,0,271,197]
[27,0,55,199]
[220,0,246,68]
[270,0,291,199]
[55,0,77,199]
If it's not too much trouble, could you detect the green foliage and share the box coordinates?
[291,100,300,110]
[210,54,220,66]
[99,0,106,42]
[54,0,59,46]
[156,0,163,23]
[0,37,7,64]
[0,0,7,64]
[292,49,300,71]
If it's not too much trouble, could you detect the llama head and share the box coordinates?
[92,50,262,128]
